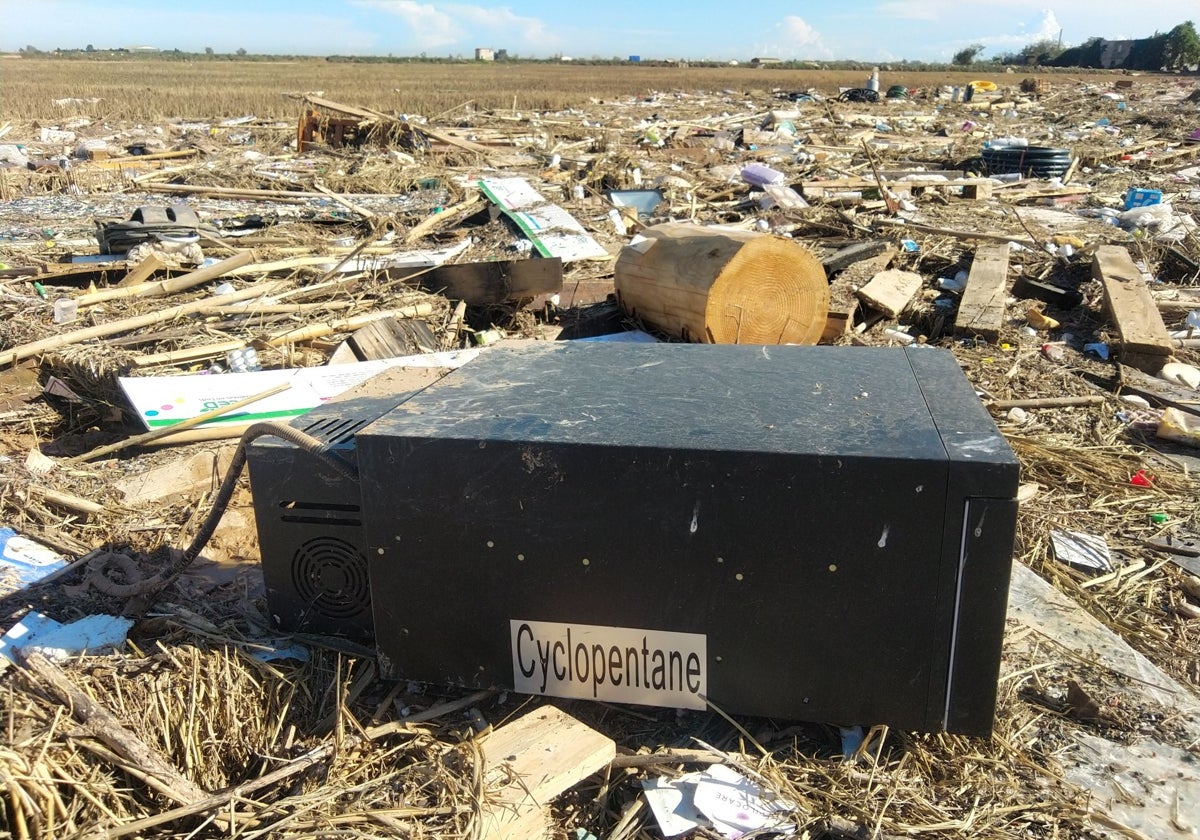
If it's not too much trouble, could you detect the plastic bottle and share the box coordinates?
[52,298,77,324]
[1186,310,1200,330]
[740,163,785,187]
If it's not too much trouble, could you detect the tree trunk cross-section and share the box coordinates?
[615,223,829,344]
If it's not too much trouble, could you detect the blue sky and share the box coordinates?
[2,1,1196,62]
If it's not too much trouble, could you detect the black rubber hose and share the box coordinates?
[156,422,358,591]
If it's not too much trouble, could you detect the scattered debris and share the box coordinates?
[0,67,1198,840]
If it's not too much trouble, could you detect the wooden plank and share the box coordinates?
[823,248,895,341]
[348,319,411,361]
[1092,245,1174,371]
[392,258,563,305]
[346,317,439,361]
[479,705,615,840]
[115,253,166,288]
[855,269,923,319]
[955,244,1011,341]
[116,445,238,505]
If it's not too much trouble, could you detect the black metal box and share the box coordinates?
[246,366,447,639]
[356,344,1018,734]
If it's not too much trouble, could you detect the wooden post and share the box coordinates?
[955,244,1011,342]
[614,223,829,345]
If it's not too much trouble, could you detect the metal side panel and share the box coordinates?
[944,497,1018,735]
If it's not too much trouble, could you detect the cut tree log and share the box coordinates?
[856,269,923,319]
[955,244,1010,342]
[1093,245,1174,373]
[478,705,615,840]
[614,223,829,344]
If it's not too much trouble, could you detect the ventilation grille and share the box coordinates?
[298,414,374,447]
[291,536,371,620]
[279,500,361,527]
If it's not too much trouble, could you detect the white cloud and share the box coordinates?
[355,0,461,47]
[1031,9,1062,41]
[781,15,822,46]
[353,1,555,51]
[456,5,552,45]
[764,15,830,58]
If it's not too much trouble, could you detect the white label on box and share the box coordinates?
[511,619,706,710]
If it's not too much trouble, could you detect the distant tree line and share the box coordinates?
[955,21,1199,70]
[11,23,1199,71]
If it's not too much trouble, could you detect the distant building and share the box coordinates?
[750,57,783,66]
[126,45,160,53]
[475,47,494,61]
[1100,40,1134,68]
[495,49,508,61]
[628,55,641,62]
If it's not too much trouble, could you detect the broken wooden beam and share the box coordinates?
[343,317,439,361]
[478,705,615,840]
[823,248,894,340]
[955,244,1010,342]
[393,258,563,306]
[115,253,166,288]
[1092,245,1174,373]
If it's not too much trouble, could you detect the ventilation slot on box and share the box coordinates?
[291,536,371,620]
[278,500,362,527]
[299,415,373,447]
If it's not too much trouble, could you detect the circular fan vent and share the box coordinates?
[292,537,371,620]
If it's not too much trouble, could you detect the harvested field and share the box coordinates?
[1,56,1137,120]
[0,58,1198,839]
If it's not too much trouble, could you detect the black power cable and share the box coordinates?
[122,422,357,613]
